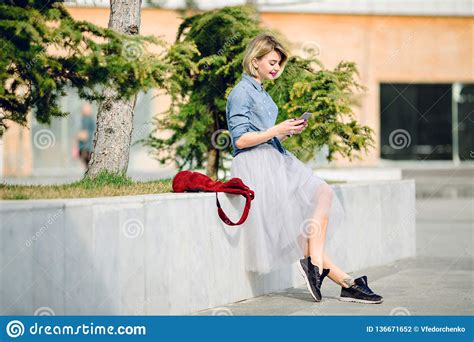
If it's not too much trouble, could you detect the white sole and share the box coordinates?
[339,297,383,304]
[297,261,321,302]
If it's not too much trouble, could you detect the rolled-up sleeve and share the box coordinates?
[226,88,252,147]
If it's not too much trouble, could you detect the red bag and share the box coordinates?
[172,170,255,226]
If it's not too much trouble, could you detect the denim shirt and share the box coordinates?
[226,72,287,158]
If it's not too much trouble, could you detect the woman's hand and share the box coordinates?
[273,118,308,137]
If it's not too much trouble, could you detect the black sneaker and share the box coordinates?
[297,256,330,302]
[339,275,383,304]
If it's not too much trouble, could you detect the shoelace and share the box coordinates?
[309,268,322,287]
[353,283,375,295]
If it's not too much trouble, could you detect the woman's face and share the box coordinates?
[252,50,282,82]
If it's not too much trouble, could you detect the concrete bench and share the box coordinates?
[0,179,415,315]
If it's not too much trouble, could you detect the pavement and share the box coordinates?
[190,196,473,316]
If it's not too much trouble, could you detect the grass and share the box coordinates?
[1,171,173,200]
[0,170,346,200]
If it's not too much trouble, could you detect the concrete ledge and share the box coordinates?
[0,179,416,315]
[313,167,402,182]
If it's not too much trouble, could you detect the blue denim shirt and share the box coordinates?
[226,72,287,157]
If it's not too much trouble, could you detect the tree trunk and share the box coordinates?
[206,147,219,179]
[85,0,142,178]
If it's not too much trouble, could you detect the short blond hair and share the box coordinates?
[242,33,289,77]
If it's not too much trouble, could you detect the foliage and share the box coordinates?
[142,5,259,176]
[266,57,375,162]
[0,0,172,135]
[143,5,374,178]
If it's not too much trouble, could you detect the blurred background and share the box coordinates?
[1,0,473,194]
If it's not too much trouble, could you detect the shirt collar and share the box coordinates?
[242,72,264,92]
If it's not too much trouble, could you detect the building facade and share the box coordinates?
[2,0,473,178]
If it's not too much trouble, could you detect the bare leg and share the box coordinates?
[304,243,353,288]
[321,252,354,288]
[302,184,353,286]
[303,184,333,274]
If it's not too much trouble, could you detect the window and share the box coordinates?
[380,83,473,161]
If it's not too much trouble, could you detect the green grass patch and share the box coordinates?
[1,170,345,200]
[1,171,173,200]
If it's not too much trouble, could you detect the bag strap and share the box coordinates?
[215,192,252,226]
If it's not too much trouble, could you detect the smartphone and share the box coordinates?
[296,111,312,125]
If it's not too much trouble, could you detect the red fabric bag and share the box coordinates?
[172,170,255,226]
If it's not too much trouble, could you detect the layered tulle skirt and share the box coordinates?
[230,143,346,275]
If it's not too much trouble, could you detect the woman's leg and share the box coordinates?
[302,184,353,286]
[303,183,333,274]
[321,252,354,288]
[304,243,353,288]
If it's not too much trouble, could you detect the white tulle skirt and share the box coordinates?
[230,143,346,275]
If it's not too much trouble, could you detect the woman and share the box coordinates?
[226,33,383,304]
